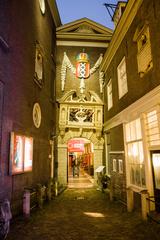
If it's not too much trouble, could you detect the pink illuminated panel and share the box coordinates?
[10,132,33,175]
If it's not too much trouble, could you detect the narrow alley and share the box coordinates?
[7,187,160,240]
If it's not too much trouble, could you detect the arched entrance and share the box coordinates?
[57,130,104,187]
[67,137,94,188]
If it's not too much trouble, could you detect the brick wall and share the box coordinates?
[0,0,57,213]
[104,0,160,122]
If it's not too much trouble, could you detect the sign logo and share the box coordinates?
[76,52,90,79]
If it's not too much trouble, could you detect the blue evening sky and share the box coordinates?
[56,0,127,29]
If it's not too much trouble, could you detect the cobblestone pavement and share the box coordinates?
[7,188,160,240]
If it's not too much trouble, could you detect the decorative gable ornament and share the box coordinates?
[61,52,104,93]
[76,52,90,79]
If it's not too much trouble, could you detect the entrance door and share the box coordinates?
[151,151,160,212]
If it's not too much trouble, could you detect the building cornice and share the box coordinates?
[47,0,61,27]
[100,0,143,72]
[56,40,109,48]
[56,33,111,41]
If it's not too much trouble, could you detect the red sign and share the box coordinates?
[76,62,90,79]
[68,139,84,152]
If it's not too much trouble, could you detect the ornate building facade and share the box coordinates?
[56,18,113,185]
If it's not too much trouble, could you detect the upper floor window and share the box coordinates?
[107,79,113,110]
[133,24,153,77]
[117,57,128,99]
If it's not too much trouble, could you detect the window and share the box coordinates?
[125,118,146,188]
[146,109,160,147]
[107,79,113,110]
[10,132,33,175]
[113,159,117,172]
[133,25,152,77]
[117,57,128,99]
[34,44,44,87]
[118,159,123,173]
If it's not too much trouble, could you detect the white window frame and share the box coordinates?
[117,57,128,99]
[118,159,123,174]
[113,159,117,172]
[107,79,113,110]
[125,118,146,188]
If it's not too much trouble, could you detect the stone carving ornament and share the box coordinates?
[61,52,104,93]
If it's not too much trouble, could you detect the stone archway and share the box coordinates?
[57,129,104,186]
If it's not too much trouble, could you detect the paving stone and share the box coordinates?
[7,188,160,240]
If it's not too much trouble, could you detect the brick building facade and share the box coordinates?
[101,0,160,218]
[0,0,60,214]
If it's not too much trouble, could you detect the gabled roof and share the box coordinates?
[56,18,113,47]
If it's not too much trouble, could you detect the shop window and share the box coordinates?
[133,24,153,77]
[125,118,146,188]
[117,57,128,99]
[107,79,113,110]
[10,132,33,175]
[34,44,44,87]
[146,109,160,147]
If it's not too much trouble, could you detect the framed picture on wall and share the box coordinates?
[10,132,33,175]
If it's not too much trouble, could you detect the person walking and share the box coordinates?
[71,157,76,177]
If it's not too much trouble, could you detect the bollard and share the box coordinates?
[55,181,58,196]
[109,179,114,202]
[37,184,43,209]
[46,180,52,201]
[141,190,149,221]
[23,190,30,217]
[127,188,134,212]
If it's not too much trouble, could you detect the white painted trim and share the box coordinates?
[109,151,124,154]
[56,40,109,48]
[104,85,160,131]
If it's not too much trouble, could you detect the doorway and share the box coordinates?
[151,151,160,212]
[67,138,94,188]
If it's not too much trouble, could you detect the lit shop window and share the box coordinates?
[10,132,33,175]
[125,118,146,187]
[117,57,128,99]
[152,153,160,189]
[34,45,43,87]
[107,79,113,110]
[146,109,160,147]
[133,25,153,77]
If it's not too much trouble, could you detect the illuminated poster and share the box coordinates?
[68,139,84,152]
[10,133,23,174]
[10,132,33,175]
[24,137,33,172]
